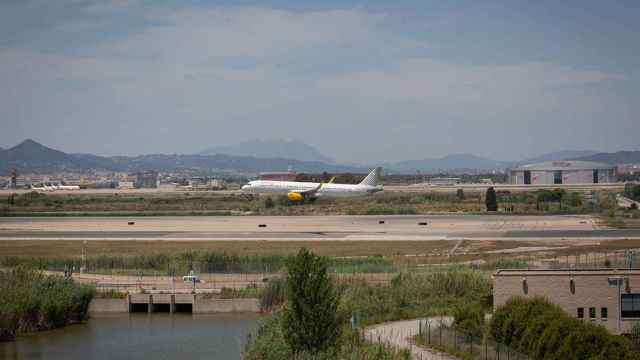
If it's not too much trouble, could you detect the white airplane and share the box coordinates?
[31,184,80,191]
[56,185,80,190]
[241,167,383,201]
[30,185,47,192]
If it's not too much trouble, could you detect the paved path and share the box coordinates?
[364,317,458,360]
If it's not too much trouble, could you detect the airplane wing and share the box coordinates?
[298,182,323,195]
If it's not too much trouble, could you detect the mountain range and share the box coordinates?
[0,140,364,175]
[571,151,640,165]
[516,150,599,165]
[200,139,334,164]
[1,139,638,175]
[386,154,509,173]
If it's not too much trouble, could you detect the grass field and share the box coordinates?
[0,189,611,216]
[1,238,639,263]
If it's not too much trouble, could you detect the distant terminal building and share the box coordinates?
[259,170,297,181]
[508,161,616,185]
[134,170,159,188]
[494,269,640,334]
[429,177,461,186]
[618,163,640,175]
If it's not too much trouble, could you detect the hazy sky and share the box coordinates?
[1,0,639,163]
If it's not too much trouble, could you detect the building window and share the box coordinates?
[577,307,584,318]
[593,169,599,184]
[524,171,531,185]
[589,307,596,319]
[554,170,563,184]
[601,307,607,319]
[621,294,640,318]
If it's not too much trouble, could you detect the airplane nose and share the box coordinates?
[241,185,249,191]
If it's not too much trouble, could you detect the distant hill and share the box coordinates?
[0,139,364,175]
[387,154,509,173]
[519,150,598,165]
[0,139,97,174]
[573,151,640,164]
[200,139,334,163]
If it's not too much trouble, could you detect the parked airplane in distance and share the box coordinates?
[30,183,80,192]
[241,167,383,202]
[56,185,80,190]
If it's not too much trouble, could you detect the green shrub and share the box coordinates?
[481,257,529,270]
[453,302,485,336]
[625,184,640,202]
[0,267,94,340]
[631,323,640,350]
[491,297,638,359]
[261,276,286,312]
[567,192,583,207]
[244,315,411,360]
[341,270,492,325]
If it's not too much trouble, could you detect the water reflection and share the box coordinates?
[0,313,258,360]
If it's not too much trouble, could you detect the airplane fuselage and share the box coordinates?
[241,180,381,197]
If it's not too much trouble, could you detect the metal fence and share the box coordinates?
[418,320,529,360]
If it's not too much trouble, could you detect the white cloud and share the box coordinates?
[84,0,138,13]
[1,6,635,162]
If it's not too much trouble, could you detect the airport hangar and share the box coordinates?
[508,161,616,185]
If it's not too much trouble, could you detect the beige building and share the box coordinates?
[493,269,640,334]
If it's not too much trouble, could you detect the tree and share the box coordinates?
[282,248,342,354]
[485,187,498,211]
[552,188,566,210]
[10,168,17,189]
[456,188,465,200]
[264,197,274,209]
[626,184,640,202]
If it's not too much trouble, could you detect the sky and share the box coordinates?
[1,0,639,163]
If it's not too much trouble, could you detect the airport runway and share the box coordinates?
[1,214,638,241]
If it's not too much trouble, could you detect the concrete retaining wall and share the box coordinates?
[194,298,260,313]
[89,298,129,314]
[88,296,260,314]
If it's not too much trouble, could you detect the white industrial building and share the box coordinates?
[509,161,616,185]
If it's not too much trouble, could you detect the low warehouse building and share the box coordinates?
[508,161,616,185]
[493,269,640,334]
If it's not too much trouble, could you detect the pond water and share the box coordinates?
[0,313,258,360]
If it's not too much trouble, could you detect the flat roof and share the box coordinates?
[510,160,616,171]
[494,269,640,276]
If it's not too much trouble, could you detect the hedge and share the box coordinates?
[490,297,638,360]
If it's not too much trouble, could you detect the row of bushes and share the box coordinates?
[0,267,95,341]
[491,297,638,360]
[340,270,493,325]
[625,183,640,202]
[0,252,396,274]
[244,314,410,360]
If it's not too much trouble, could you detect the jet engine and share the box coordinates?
[287,192,304,201]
